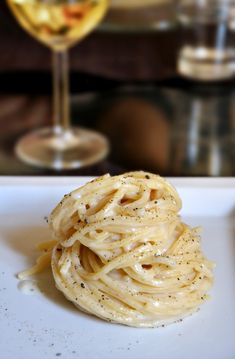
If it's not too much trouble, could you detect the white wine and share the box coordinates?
[7,0,109,51]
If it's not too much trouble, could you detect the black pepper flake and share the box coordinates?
[73,281,77,285]
[80,283,85,289]
[56,248,62,252]
[145,175,150,179]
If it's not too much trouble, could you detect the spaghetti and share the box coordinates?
[47,172,214,327]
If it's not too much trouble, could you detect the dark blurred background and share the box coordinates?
[0,1,235,177]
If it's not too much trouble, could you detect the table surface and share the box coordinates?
[1,82,234,177]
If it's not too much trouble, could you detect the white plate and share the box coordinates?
[0,177,235,359]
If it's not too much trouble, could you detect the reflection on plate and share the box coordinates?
[102,0,176,32]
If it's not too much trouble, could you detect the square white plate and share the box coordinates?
[0,177,235,359]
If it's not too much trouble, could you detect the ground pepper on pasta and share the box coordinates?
[46,172,214,327]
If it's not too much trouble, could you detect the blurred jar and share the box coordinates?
[170,88,235,176]
[177,0,235,81]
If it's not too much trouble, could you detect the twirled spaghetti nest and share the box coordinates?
[49,171,214,327]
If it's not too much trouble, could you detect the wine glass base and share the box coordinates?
[15,127,109,170]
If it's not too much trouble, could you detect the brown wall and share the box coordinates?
[0,2,178,81]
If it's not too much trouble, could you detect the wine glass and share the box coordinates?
[6,0,110,170]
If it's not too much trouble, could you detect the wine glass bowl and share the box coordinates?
[6,0,110,169]
[7,0,109,51]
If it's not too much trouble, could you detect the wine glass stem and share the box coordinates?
[53,50,70,133]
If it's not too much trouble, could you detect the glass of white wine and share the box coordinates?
[6,0,110,169]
